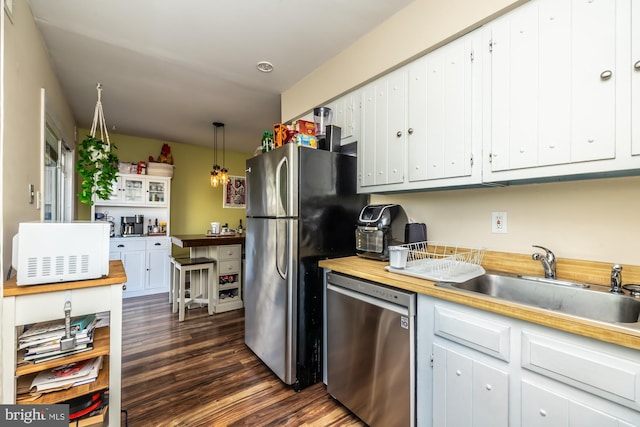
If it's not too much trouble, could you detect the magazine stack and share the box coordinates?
[17,313,99,364]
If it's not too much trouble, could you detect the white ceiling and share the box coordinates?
[27,0,413,153]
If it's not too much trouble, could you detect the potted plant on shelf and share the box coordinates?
[76,83,120,205]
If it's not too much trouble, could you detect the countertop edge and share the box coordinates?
[319,256,640,351]
[3,260,127,297]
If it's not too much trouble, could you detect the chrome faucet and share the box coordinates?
[531,245,556,279]
[610,264,624,294]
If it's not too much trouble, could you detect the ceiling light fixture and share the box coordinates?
[256,61,274,73]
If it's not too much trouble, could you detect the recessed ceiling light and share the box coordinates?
[257,61,274,73]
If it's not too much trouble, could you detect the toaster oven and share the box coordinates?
[355,204,407,260]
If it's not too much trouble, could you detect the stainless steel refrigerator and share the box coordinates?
[244,143,368,391]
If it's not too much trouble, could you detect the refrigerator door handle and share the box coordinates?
[275,219,288,280]
[275,155,289,217]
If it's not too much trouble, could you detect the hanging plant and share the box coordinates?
[76,135,119,204]
[76,83,120,205]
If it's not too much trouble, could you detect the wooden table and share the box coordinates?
[171,233,245,250]
[170,234,245,312]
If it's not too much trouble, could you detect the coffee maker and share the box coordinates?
[355,204,408,260]
[121,215,144,236]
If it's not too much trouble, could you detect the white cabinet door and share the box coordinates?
[147,249,169,290]
[328,91,361,145]
[120,176,146,204]
[472,360,509,427]
[360,82,378,187]
[632,1,640,155]
[570,0,617,163]
[110,239,146,295]
[433,343,509,427]
[359,69,406,188]
[121,249,146,294]
[488,1,540,172]
[145,178,169,206]
[485,0,619,180]
[522,381,636,427]
[408,33,475,183]
[146,238,170,290]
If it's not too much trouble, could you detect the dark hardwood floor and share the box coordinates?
[121,293,364,426]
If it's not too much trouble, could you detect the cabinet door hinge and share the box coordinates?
[489,39,494,53]
[470,49,475,63]
[470,155,474,167]
[430,354,435,368]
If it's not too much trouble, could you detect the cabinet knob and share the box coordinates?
[600,70,612,80]
[408,128,414,135]
[539,409,547,417]
[485,384,492,391]
[634,60,640,70]
[155,243,161,246]
[587,138,595,143]
[396,131,403,138]
[122,284,127,291]
[118,244,125,248]
[456,370,462,376]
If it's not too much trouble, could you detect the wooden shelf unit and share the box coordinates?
[2,260,126,426]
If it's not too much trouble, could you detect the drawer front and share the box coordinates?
[147,237,170,250]
[219,260,241,274]
[110,239,146,252]
[522,331,640,408]
[217,244,241,260]
[434,305,511,361]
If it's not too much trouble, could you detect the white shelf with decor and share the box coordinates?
[91,168,173,299]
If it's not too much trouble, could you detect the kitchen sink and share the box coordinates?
[435,274,640,324]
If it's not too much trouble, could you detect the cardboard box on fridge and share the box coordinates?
[294,120,315,136]
[296,134,317,148]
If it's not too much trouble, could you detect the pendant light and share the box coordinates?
[210,122,225,188]
[220,123,229,185]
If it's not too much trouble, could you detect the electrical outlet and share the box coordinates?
[492,211,507,233]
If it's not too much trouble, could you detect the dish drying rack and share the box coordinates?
[385,241,486,283]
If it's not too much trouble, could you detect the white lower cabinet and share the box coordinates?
[522,381,636,427]
[418,295,640,427]
[110,237,170,298]
[432,343,509,427]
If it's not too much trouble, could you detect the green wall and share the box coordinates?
[77,130,252,253]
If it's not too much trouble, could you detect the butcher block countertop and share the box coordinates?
[319,254,640,351]
[3,260,127,297]
[171,234,245,248]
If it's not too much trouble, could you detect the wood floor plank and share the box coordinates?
[121,293,364,426]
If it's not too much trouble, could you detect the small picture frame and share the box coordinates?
[4,0,13,24]
[223,175,246,209]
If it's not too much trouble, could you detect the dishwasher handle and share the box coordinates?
[327,283,411,317]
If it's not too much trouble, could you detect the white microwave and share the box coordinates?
[12,221,110,286]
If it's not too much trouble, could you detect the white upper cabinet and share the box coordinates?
[327,91,361,145]
[358,29,482,193]
[352,0,638,193]
[483,0,634,183]
[632,2,640,155]
[359,68,407,189]
[408,30,478,184]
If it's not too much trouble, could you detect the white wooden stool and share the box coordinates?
[172,257,215,321]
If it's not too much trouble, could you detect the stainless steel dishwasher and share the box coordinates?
[326,272,416,427]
